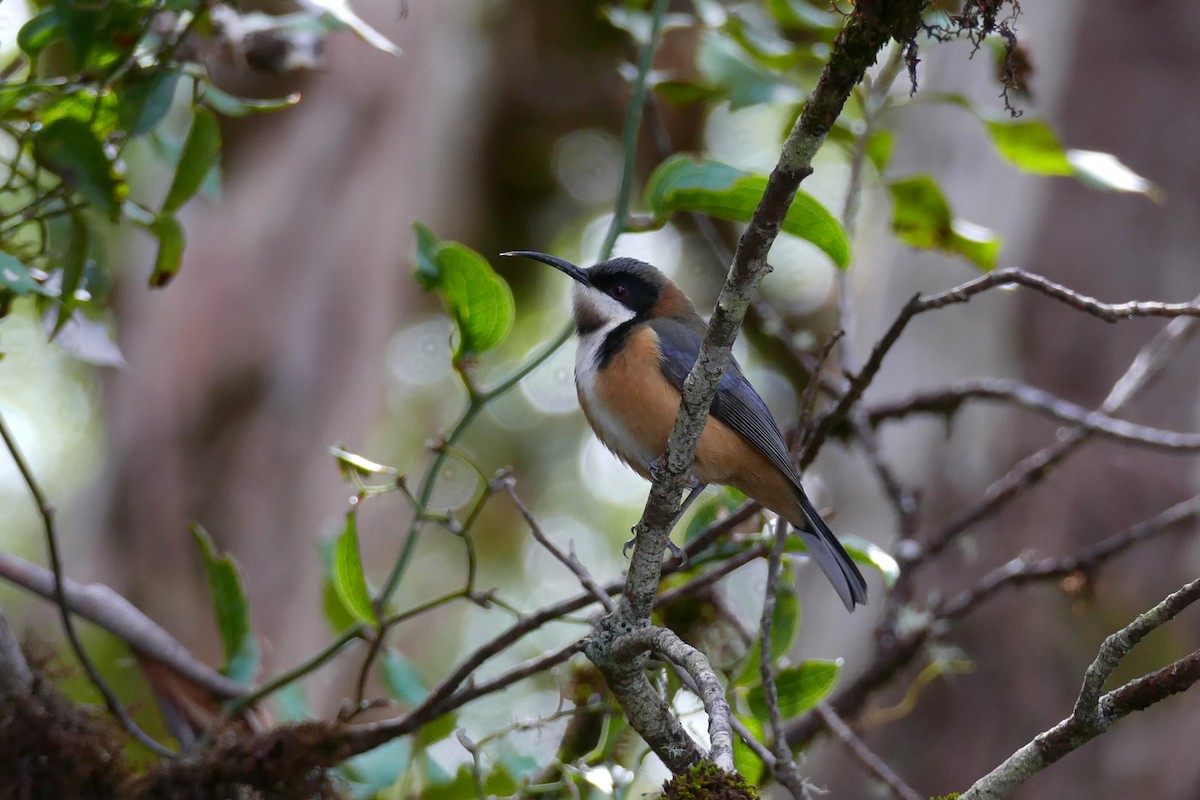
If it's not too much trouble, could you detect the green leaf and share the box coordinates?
[887,175,1000,272]
[33,118,123,221]
[732,714,764,785]
[747,659,839,719]
[412,223,515,359]
[189,523,259,686]
[645,155,851,268]
[274,682,314,721]
[17,9,63,59]
[423,764,475,800]
[149,213,184,288]
[865,129,895,174]
[330,445,398,477]
[162,107,221,213]
[770,581,800,661]
[305,0,401,55]
[682,488,743,544]
[696,29,804,109]
[319,538,359,633]
[332,510,377,626]
[417,711,458,747]
[840,535,900,588]
[381,649,429,706]
[1066,149,1161,199]
[983,119,1072,176]
[339,739,411,791]
[201,85,301,117]
[52,213,89,336]
[0,252,50,297]
[119,71,181,137]
[53,0,95,69]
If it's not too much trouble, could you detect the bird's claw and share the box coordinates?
[649,455,701,490]
[649,455,667,483]
[623,528,688,566]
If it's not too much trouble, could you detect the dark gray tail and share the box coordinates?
[794,491,868,612]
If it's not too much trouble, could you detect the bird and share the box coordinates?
[502,251,868,611]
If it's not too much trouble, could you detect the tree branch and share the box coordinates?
[959,578,1200,800]
[0,414,175,756]
[867,377,1200,452]
[611,626,735,772]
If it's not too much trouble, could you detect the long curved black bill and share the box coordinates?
[500,250,591,286]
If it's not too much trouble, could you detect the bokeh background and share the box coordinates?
[2,1,1198,797]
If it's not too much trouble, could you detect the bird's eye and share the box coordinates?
[611,284,628,300]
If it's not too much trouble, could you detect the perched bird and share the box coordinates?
[503,251,868,611]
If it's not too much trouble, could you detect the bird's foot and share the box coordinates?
[648,455,701,490]
[648,455,667,483]
[623,528,689,566]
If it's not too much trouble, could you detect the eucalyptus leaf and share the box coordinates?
[119,71,181,137]
[0,252,50,297]
[17,8,63,59]
[381,649,429,706]
[202,85,301,117]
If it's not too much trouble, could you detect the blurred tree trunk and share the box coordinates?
[94,0,491,678]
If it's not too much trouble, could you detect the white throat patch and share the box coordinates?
[572,284,655,470]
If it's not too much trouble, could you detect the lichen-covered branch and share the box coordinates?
[611,626,734,772]
[958,578,1200,800]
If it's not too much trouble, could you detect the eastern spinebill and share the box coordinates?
[502,251,868,611]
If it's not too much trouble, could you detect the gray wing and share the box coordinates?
[650,317,802,488]
[651,316,869,610]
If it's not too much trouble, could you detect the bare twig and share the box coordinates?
[504,476,617,614]
[0,414,175,756]
[815,702,924,800]
[918,301,1200,564]
[0,552,246,702]
[867,377,1200,452]
[802,273,1200,469]
[959,578,1200,800]
[937,494,1200,622]
[758,522,815,800]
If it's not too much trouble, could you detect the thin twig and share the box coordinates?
[758,522,814,799]
[814,702,923,800]
[802,273,1200,469]
[503,476,617,614]
[958,578,1200,800]
[0,413,175,757]
[937,494,1200,622]
[917,300,1200,564]
[867,377,1200,452]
